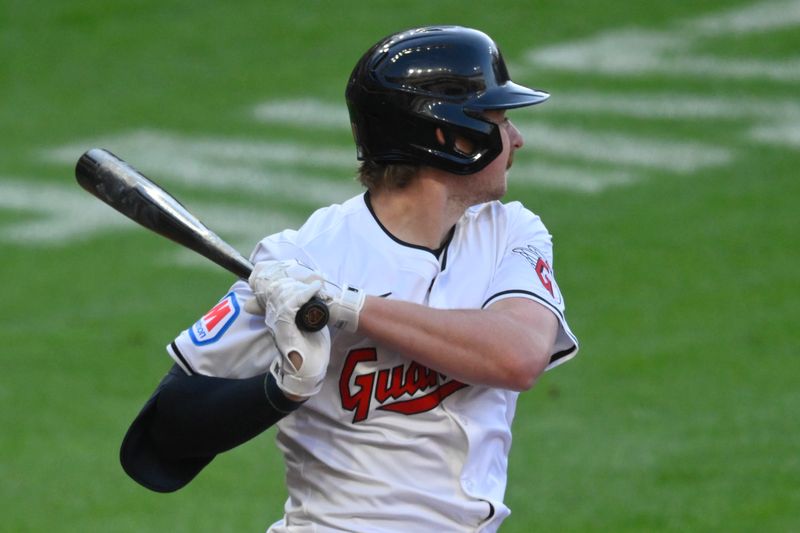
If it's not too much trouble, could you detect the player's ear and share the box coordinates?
[454,136,475,156]
[435,127,476,156]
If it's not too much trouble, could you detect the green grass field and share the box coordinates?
[2,1,798,531]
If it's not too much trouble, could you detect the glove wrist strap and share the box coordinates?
[332,285,366,333]
[270,358,324,399]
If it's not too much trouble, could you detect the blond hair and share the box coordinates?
[357,160,419,191]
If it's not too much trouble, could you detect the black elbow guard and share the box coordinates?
[120,365,303,493]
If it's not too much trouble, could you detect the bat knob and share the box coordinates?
[296,297,330,332]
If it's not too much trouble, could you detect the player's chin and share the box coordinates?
[472,180,507,205]
[488,181,508,202]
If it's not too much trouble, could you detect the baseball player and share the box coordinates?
[121,26,579,532]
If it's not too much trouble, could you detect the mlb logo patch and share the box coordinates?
[189,292,240,346]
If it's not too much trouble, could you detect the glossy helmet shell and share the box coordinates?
[345,26,549,175]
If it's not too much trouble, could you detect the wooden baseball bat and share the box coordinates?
[75,148,329,332]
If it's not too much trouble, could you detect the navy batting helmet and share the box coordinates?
[345,26,549,175]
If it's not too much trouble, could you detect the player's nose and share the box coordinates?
[508,120,524,149]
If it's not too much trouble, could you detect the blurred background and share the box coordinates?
[1,0,798,531]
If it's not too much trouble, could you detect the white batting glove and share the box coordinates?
[245,259,323,315]
[245,258,367,333]
[261,276,331,398]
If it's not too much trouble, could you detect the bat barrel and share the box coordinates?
[75,148,328,331]
[76,148,254,279]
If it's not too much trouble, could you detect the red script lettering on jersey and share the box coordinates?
[339,348,468,423]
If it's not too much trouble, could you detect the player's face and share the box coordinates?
[463,110,524,204]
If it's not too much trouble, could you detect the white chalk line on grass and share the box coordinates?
[538,92,800,122]
[519,123,731,173]
[46,130,363,206]
[253,99,350,130]
[17,129,364,251]
[48,130,356,172]
[0,178,308,255]
[510,162,636,194]
[524,0,800,82]
[689,0,800,35]
[527,31,800,82]
[0,179,134,244]
[749,123,800,147]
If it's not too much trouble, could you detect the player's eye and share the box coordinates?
[479,110,507,125]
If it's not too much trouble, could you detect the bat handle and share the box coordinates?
[296,296,330,332]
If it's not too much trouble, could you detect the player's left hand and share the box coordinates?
[252,272,331,399]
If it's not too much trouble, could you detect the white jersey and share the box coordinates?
[168,193,579,532]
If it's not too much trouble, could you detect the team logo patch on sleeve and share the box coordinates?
[189,292,240,346]
[512,245,563,305]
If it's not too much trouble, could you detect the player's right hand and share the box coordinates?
[247,259,366,334]
[245,259,324,315]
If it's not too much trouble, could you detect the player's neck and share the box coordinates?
[369,176,465,250]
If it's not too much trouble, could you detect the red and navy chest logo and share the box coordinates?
[189,292,240,346]
[339,348,468,423]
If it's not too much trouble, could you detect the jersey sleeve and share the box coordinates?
[482,204,579,370]
[168,280,281,378]
[167,231,313,379]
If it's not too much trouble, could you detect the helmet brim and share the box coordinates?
[468,82,550,111]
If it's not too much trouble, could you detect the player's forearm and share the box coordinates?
[357,296,553,390]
